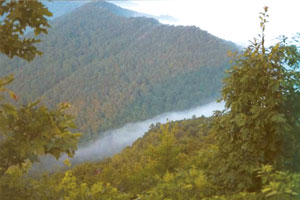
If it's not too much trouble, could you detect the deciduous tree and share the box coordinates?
[0,0,81,177]
[0,0,52,61]
[210,6,300,191]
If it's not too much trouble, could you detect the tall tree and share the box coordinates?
[0,0,80,176]
[210,6,300,192]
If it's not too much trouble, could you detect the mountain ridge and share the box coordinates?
[0,1,237,142]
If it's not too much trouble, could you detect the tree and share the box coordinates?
[147,123,181,176]
[0,0,52,61]
[210,6,300,192]
[0,0,81,177]
[55,171,130,200]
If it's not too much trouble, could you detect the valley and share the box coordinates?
[32,101,224,172]
[0,1,237,143]
[1,1,299,199]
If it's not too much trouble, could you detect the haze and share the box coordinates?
[74,101,224,162]
[34,101,224,171]
[111,0,300,46]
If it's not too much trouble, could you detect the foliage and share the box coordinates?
[0,76,81,176]
[0,161,34,200]
[203,192,263,200]
[66,118,217,198]
[54,171,130,200]
[0,0,52,61]
[32,6,299,200]
[142,168,215,200]
[146,123,181,176]
[0,0,80,195]
[209,6,300,192]
[0,1,236,143]
[0,164,130,200]
[1,3,299,200]
[3,110,298,199]
[258,165,300,199]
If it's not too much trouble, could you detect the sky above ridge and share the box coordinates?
[111,0,300,46]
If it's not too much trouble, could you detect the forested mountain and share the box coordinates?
[1,2,299,199]
[0,1,237,142]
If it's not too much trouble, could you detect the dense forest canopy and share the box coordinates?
[0,1,237,143]
[0,1,299,200]
[39,7,299,199]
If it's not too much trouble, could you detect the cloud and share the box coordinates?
[112,0,300,46]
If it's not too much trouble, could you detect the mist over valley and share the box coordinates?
[1,0,299,199]
[0,1,236,144]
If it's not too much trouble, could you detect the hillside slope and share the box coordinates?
[0,2,237,142]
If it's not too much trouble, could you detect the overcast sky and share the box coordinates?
[111,0,299,46]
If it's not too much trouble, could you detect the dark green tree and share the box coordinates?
[210,6,300,192]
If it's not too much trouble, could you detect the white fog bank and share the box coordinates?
[73,101,224,162]
[33,101,224,172]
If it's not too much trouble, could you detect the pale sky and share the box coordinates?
[111,0,300,46]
